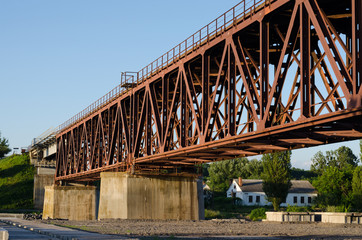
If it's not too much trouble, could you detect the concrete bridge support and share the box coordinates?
[42,185,97,221]
[33,167,55,209]
[98,173,204,220]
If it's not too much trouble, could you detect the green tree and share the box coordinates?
[0,132,11,159]
[310,146,358,174]
[332,146,358,169]
[208,158,249,192]
[313,165,355,210]
[262,151,292,211]
[352,166,362,210]
[291,167,317,180]
[245,158,263,179]
[310,151,328,175]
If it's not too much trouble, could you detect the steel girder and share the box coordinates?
[56,0,362,182]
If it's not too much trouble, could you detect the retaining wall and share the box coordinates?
[266,211,362,224]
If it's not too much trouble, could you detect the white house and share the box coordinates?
[226,178,317,207]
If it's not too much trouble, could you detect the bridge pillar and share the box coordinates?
[33,167,55,209]
[43,185,97,221]
[98,172,204,220]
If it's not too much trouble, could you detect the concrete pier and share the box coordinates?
[43,185,97,221]
[98,172,204,220]
[33,167,55,209]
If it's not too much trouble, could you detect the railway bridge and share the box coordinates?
[43,0,362,220]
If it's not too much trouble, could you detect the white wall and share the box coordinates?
[226,180,242,199]
[226,180,317,207]
[282,193,318,207]
[242,192,270,206]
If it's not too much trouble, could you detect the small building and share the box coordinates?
[226,178,317,207]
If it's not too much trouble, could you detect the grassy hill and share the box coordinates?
[0,154,34,209]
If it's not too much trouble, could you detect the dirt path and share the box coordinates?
[40,219,362,239]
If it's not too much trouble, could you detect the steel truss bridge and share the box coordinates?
[55,0,362,182]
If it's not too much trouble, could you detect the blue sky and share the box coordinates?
[0,0,360,169]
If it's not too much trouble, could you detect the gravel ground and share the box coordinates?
[39,219,362,240]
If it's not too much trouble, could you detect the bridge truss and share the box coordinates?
[56,0,362,182]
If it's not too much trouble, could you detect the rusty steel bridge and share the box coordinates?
[55,0,362,182]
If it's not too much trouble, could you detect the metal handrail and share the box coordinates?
[31,127,57,147]
[57,0,272,134]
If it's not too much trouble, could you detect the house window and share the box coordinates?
[308,197,312,204]
[301,196,305,204]
[256,196,260,203]
[249,196,253,203]
[293,196,297,204]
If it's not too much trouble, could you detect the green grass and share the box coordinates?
[0,154,35,209]
[61,225,92,232]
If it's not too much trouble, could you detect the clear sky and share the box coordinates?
[0,0,360,169]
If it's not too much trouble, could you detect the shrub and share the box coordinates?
[326,205,349,213]
[286,204,310,212]
[205,209,221,219]
[249,207,266,221]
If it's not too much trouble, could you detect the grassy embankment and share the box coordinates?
[0,154,34,210]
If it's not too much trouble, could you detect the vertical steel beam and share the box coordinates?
[260,20,269,118]
[228,44,236,136]
[180,71,186,147]
[301,3,311,117]
[162,76,168,148]
[132,94,138,158]
[129,95,134,156]
[224,48,229,136]
[202,53,209,140]
[311,55,315,116]
[146,94,151,155]
[188,107,192,144]
[352,0,362,95]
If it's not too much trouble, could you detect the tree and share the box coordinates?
[291,167,317,180]
[262,151,292,211]
[245,158,263,179]
[333,146,358,169]
[0,132,11,159]
[311,146,359,210]
[208,158,249,192]
[352,166,362,210]
[310,146,358,174]
[310,151,328,175]
[313,166,353,208]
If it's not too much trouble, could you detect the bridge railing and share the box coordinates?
[57,0,273,134]
[31,127,57,147]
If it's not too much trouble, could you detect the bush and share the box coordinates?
[249,207,266,221]
[205,209,222,219]
[326,205,350,213]
[286,204,310,212]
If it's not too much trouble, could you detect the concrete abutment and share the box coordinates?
[43,173,204,221]
[43,185,97,221]
[98,172,204,220]
[33,167,56,209]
